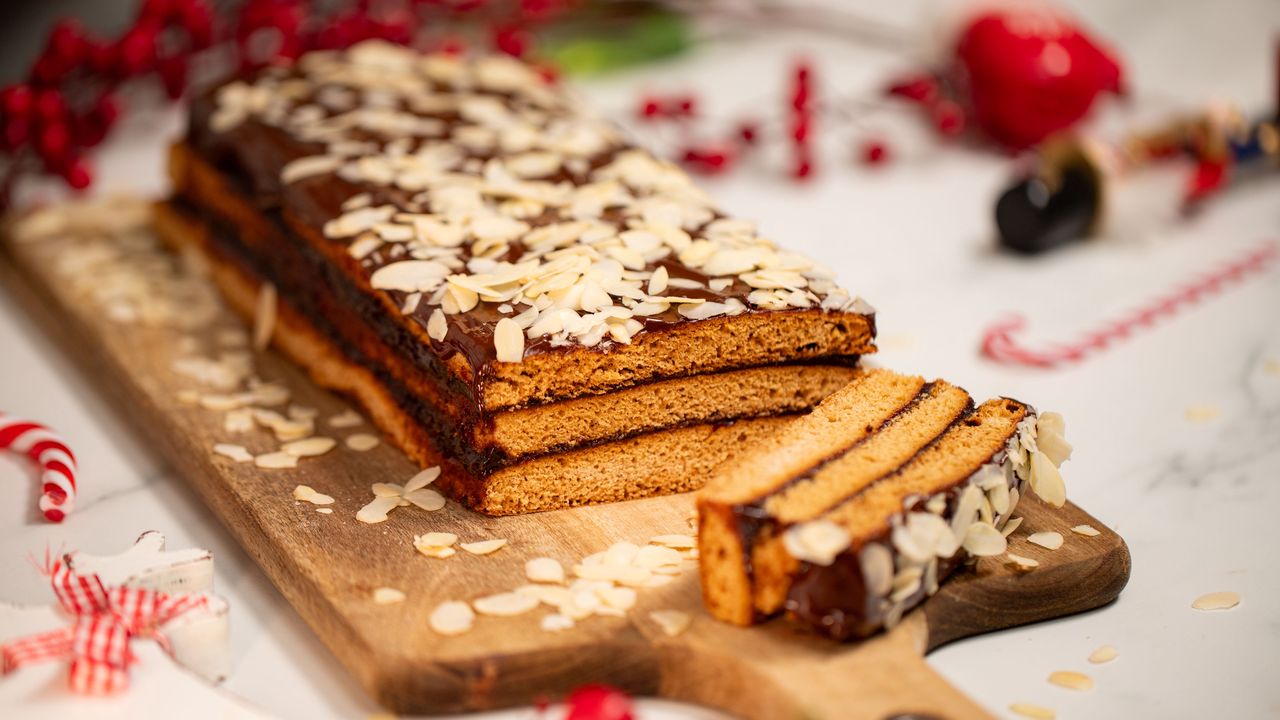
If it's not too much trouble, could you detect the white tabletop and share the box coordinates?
[2,1,1278,717]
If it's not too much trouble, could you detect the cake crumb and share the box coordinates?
[1047,670,1093,691]
[1027,531,1063,550]
[649,610,691,637]
[1192,591,1240,611]
[1088,645,1118,664]
[373,587,405,604]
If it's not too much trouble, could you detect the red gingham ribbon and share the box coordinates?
[0,413,78,522]
[981,240,1280,368]
[1,560,208,694]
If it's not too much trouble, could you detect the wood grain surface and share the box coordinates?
[1,218,1130,720]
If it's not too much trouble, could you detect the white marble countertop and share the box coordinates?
[2,1,1278,718]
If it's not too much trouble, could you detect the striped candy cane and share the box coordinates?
[981,240,1280,369]
[0,414,77,522]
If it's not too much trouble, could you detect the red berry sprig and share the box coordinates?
[789,57,815,179]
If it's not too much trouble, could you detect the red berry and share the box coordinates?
[1,85,33,117]
[35,90,66,123]
[675,95,697,117]
[638,96,662,120]
[681,144,735,175]
[932,100,966,137]
[116,22,160,75]
[62,157,93,190]
[158,55,189,99]
[2,116,31,149]
[183,3,216,49]
[437,37,466,56]
[37,122,72,162]
[564,684,634,720]
[737,121,759,145]
[886,73,940,104]
[47,19,88,64]
[860,139,890,165]
[492,26,531,58]
[791,116,811,144]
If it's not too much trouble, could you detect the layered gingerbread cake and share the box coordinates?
[161,41,876,515]
[696,369,1071,639]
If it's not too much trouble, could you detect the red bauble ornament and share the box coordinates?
[564,685,635,720]
[952,7,1124,149]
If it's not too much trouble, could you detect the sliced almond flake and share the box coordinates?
[254,452,298,469]
[649,534,696,549]
[429,601,474,636]
[634,545,682,569]
[460,539,508,556]
[1001,516,1024,537]
[282,436,337,457]
[328,409,363,428]
[473,592,540,617]
[598,586,637,610]
[249,383,291,406]
[962,522,1008,557]
[494,317,525,362]
[416,545,456,559]
[540,613,574,632]
[1071,524,1101,537]
[406,466,442,491]
[293,485,334,505]
[213,443,254,463]
[403,487,446,511]
[1088,645,1118,664]
[526,557,565,584]
[1192,591,1240,611]
[1009,703,1056,720]
[356,495,402,523]
[1047,670,1093,691]
[253,282,277,352]
[347,234,383,260]
[1028,450,1067,507]
[782,520,851,566]
[649,610,691,637]
[346,433,381,451]
[281,154,342,184]
[288,404,318,420]
[224,409,255,433]
[401,292,423,314]
[1027,531,1064,550]
[373,587,405,604]
[177,390,200,405]
[316,508,333,515]
[647,265,669,294]
[1006,552,1040,571]
[427,308,448,342]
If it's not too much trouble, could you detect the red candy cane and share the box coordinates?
[982,240,1280,368]
[0,413,77,522]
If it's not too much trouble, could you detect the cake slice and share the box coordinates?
[165,40,878,514]
[697,368,1071,638]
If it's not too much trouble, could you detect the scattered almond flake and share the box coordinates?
[427,308,448,341]
[962,522,1008,557]
[328,409,363,428]
[649,534,696,549]
[1192,591,1240,611]
[494,317,524,362]
[1006,552,1039,571]
[1027,531,1064,550]
[224,408,254,433]
[293,485,335,505]
[252,282,277,352]
[1071,524,1101,537]
[177,389,200,404]
[1002,516,1024,537]
[1185,404,1221,422]
[288,404,318,420]
[526,557,565,584]
[1088,645,1118,664]
[634,545,682,569]
[401,291,423,314]
[254,451,298,469]
[282,436,337,457]
[356,495,401,523]
[416,545,456,559]
[598,586,637,610]
[429,601,474,636]
[473,591,539,617]
[782,520,851,566]
[316,508,333,514]
[649,610,691,637]
[281,154,342,184]
[347,234,382,260]
[647,265,669,294]
[1009,703,1056,720]
[346,433,381,451]
[1047,670,1093,691]
[414,532,458,549]
[460,539,508,555]
[403,487,446,511]
[372,587,405,605]
[213,443,254,463]
[540,613,574,632]
[407,466,442,490]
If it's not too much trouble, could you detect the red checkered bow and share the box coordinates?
[1,557,209,694]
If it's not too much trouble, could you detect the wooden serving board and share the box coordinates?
[1,217,1130,720]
